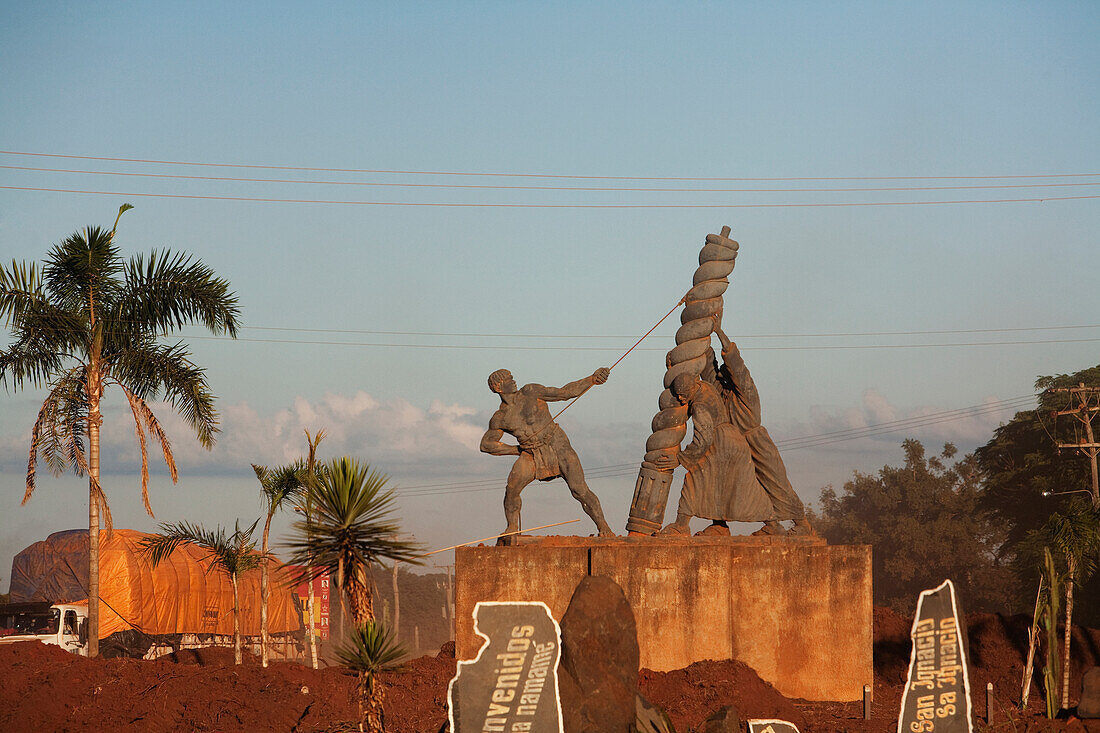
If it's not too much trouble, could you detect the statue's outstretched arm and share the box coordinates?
[713,319,755,395]
[527,367,610,402]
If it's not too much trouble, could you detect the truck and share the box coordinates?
[7,529,304,659]
[0,600,90,655]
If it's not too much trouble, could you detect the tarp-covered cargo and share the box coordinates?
[10,529,301,639]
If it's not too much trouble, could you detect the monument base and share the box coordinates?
[455,534,871,702]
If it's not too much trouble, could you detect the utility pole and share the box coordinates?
[1052,383,1100,507]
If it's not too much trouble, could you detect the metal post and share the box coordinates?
[863,684,872,720]
[986,682,993,723]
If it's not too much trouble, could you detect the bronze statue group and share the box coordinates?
[479,307,812,542]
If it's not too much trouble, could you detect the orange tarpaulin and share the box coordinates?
[9,529,302,639]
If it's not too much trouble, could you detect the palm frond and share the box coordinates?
[0,259,44,325]
[141,519,268,577]
[43,227,123,316]
[118,249,241,336]
[118,384,178,517]
[254,461,307,514]
[0,327,72,389]
[26,368,88,483]
[110,340,219,448]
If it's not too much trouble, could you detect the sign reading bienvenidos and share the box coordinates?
[448,601,563,733]
[897,579,973,733]
[748,719,802,733]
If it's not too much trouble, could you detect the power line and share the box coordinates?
[179,333,1100,350]
[2,150,1097,182]
[224,323,1100,339]
[5,322,1100,351]
[3,184,1097,208]
[6,311,1099,342]
[3,164,1098,194]
[8,317,1100,352]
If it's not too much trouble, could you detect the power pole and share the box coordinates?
[1052,383,1100,507]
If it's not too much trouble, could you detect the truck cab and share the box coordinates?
[0,601,89,656]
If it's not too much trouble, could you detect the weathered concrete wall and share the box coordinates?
[455,536,871,702]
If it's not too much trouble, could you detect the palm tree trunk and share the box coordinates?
[392,562,400,643]
[87,379,102,658]
[1062,558,1076,711]
[337,557,346,644]
[260,511,273,667]
[358,671,367,733]
[365,673,385,733]
[232,572,242,665]
[307,583,318,669]
[347,569,375,628]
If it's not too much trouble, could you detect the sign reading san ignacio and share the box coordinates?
[897,579,973,733]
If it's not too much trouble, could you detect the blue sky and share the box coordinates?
[1,2,1098,589]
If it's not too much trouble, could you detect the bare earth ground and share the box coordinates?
[6,608,1100,732]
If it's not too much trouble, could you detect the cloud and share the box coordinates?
[783,388,1021,452]
[0,390,492,478]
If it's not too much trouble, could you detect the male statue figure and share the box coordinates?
[480,367,616,543]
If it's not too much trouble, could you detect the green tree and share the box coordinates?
[252,461,306,667]
[336,620,406,733]
[140,520,265,664]
[975,363,1100,619]
[0,206,240,655]
[813,439,1012,613]
[976,366,1100,544]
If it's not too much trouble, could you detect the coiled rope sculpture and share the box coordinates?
[625,226,738,535]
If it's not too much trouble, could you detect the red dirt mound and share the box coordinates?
[8,608,1100,732]
[640,658,806,732]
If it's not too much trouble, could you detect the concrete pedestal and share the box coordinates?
[455,535,871,702]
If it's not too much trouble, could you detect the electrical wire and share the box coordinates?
[178,333,1100,350]
[392,394,1036,497]
[2,150,1097,182]
[3,184,1097,208]
[3,164,1098,193]
[223,323,1100,339]
[6,321,1100,351]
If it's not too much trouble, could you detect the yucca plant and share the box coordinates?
[336,621,405,732]
[285,457,423,629]
[140,520,266,664]
[0,204,240,656]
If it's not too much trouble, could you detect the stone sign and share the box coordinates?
[748,720,802,733]
[448,601,562,733]
[897,579,973,733]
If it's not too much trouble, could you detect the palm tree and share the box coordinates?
[336,620,405,733]
[285,457,422,628]
[252,461,306,667]
[140,520,266,664]
[0,205,240,656]
[1042,501,1100,711]
[299,428,326,669]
